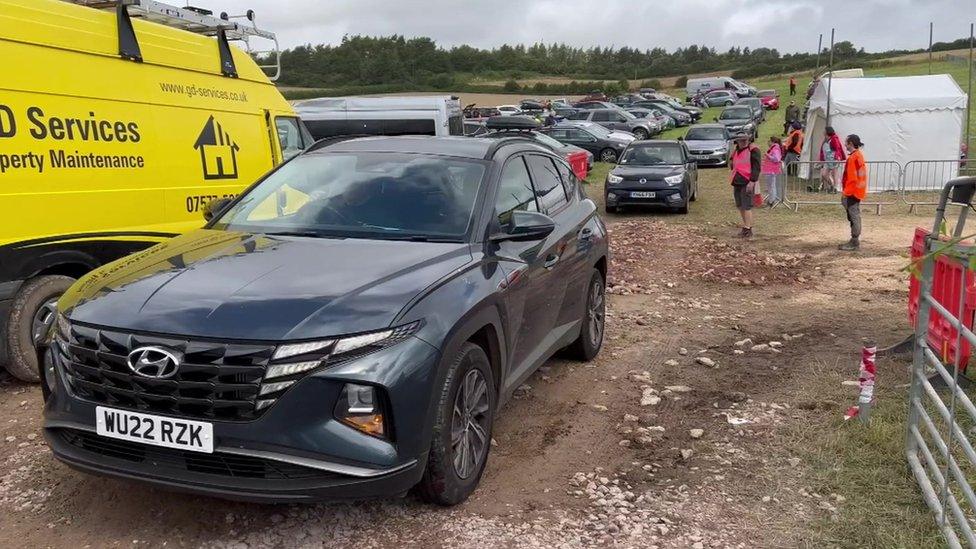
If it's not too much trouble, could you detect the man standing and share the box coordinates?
[789,76,797,96]
[783,100,800,136]
[729,132,761,238]
[839,134,867,251]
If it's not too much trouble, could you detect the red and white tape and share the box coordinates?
[845,344,877,421]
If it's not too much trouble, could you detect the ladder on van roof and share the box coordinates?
[63,0,281,81]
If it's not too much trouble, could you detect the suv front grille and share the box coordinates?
[58,429,336,481]
[59,324,278,421]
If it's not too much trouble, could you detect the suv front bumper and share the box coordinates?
[42,335,440,502]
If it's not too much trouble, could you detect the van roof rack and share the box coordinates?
[63,0,281,81]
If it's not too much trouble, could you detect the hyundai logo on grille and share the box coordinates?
[127,346,181,379]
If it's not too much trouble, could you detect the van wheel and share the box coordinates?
[416,342,496,506]
[5,275,75,382]
[600,149,619,163]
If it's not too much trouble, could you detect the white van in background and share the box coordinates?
[296,95,464,140]
[686,77,754,100]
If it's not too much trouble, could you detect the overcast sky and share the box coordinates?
[201,0,973,54]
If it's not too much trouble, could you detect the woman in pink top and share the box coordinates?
[761,136,784,207]
[818,126,847,193]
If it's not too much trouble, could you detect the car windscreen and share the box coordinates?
[213,153,486,241]
[618,144,684,166]
[531,132,567,150]
[618,110,638,120]
[757,90,776,97]
[720,108,751,120]
[575,123,611,138]
[685,128,727,141]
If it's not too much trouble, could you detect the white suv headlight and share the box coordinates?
[607,174,623,185]
[664,175,683,186]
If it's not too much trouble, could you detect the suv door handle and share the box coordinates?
[544,254,560,269]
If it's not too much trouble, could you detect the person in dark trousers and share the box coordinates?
[729,132,761,238]
[783,100,800,136]
[789,76,797,96]
[839,134,867,251]
[784,121,804,177]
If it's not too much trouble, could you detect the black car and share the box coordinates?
[39,136,609,505]
[539,121,636,163]
[604,140,699,214]
[714,106,757,138]
[734,97,765,124]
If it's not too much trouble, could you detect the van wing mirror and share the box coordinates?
[203,197,233,222]
[491,211,556,243]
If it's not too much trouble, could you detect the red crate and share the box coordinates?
[566,151,589,181]
[908,227,976,370]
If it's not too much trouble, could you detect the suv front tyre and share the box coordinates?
[5,275,75,382]
[417,342,496,506]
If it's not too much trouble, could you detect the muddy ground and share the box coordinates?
[0,171,938,548]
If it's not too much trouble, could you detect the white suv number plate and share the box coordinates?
[95,406,214,454]
[630,191,656,198]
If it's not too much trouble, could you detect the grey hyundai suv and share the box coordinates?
[39,136,609,505]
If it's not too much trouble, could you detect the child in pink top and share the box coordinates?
[761,136,784,207]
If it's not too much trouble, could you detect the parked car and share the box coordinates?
[572,100,622,110]
[757,89,780,110]
[637,87,656,96]
[605,140,698,214]
[497,104,522,116]
[480,116,594,177]
[611,94,646,107]
[40,135,609,505]
[463,105,501,119]
[696,90,738,107]
[582,91,609,101]
[714,106,756,138]
[632,101,691,126]
[734,97,765,123]
[551,102,579,118]
[566,108,659,140]
[686,76,753,99]
[626,108,673,131]
[540,121,635,163]
[519,99,546,112]
[636,98,702,121]
[682,124,731,167]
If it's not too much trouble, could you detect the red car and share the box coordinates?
[758,89,780,110]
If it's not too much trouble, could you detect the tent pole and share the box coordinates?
[928,22,934,75]
[967,23,974,151]
[826,28,835,126]
[815,33,823,75]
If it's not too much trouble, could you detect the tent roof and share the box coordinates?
[809,74,967,115]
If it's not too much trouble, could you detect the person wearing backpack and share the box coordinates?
[729,132,761,238]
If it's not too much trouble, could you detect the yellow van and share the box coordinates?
[0,0,312,381]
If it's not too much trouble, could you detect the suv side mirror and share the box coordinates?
[203,197,233,222]
[491,211,556,243]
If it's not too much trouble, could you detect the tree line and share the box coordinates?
[275,35,973,94]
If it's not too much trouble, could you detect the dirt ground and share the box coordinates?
[0,166,946,548]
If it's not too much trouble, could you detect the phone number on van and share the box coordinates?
[186,194,237,213]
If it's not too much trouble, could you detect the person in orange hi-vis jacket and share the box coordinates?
[839,134,867,251]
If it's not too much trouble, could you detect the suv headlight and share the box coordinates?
[266,321,423,381]
[607,174,623,185]
[664,175,683,186]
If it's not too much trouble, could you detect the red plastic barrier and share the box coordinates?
[566,151,589,181]
[908,227,976,370]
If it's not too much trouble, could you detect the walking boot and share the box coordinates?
[838,238,860,251]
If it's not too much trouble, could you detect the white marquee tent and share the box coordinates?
[800,74,968,191]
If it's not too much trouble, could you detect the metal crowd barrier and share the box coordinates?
[782,160,901,214]
[907,177,976,548]
[903,160,976,211]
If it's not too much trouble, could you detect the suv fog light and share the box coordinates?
[334,383,386,438]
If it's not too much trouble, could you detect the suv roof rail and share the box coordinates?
[305,134,376,153]
[63,0,281,81]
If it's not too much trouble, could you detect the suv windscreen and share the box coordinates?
[618,145,684,166]
[720,108,752,120]
[685,128,727,141]
[214,153,486,241]
[579,123,612,138]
